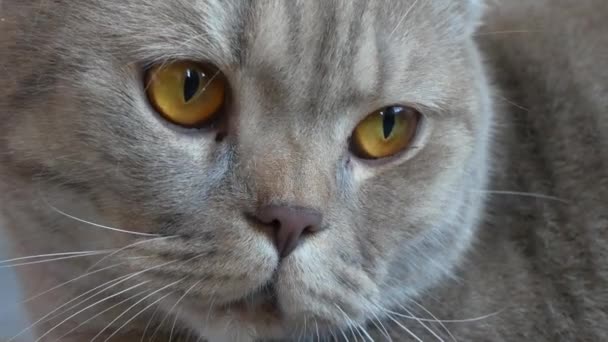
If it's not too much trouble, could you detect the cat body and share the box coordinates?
[0,0,607,341]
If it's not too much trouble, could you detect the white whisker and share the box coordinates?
[389,308,504,323]
[0,251,112,268]
[0,250,114,264]
[495,95,530,112]
[168,308,180,342]
[392,306,444,342]
[334,304,360,342]
[356,323,375,342]
[370,310,392,342]
[409,301,458,342]
[102,289,179,342]
[328,327,339,342]
[91,278,185,342]
[339,326,350,342]
[385,313,423,342]
[34,281,151,342]
[140,303,161,342]
[45,272,143,323]
[92,253,205,341]
[205,291,217,325]
[42,196,160,237]
[7,266,130,342]
[87,235,179,272]
[154,280,201,341]
[52,288,152,341]
[470,190,570,203]
[169,281,201,342]
[200,70,221,94]
[149,258,212,341]
[13,263,125,309]
[31,258,182,337]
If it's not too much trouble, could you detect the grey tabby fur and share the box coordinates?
[1,0,607,341]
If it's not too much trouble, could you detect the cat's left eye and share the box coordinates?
[145,61,226,127]
[350,105,420,160]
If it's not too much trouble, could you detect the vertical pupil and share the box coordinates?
[382,108,396,139]
[183,69,201,103]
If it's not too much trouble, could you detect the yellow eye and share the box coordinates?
[351,106,420,159]
[145,61,226,127]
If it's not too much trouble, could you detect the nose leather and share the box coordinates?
[255,205,324,258]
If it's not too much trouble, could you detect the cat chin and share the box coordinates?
[177,302,287,341]
[182,309,337,342]
[173,284,351,341]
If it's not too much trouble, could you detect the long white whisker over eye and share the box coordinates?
[40,194,160,237]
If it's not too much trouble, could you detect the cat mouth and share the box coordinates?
[213,282,288,335]
[219,283,282,319]
[212,283,337,340]
[227,297,282,322]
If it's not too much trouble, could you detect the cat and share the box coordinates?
[1,0,607,341]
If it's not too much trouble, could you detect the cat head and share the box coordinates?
[1,0,492,339]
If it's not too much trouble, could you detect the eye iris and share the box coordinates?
[183,69,201,103]
[145,61,226,127]
[351,105,419,160]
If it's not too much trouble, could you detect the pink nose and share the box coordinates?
[255,205,324,258]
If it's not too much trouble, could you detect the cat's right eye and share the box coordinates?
[145,61,226,127]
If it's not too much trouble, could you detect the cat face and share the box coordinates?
[1,0,492,339]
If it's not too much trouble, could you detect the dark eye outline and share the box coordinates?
[143,61,229,131]
[349,105,422,162]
